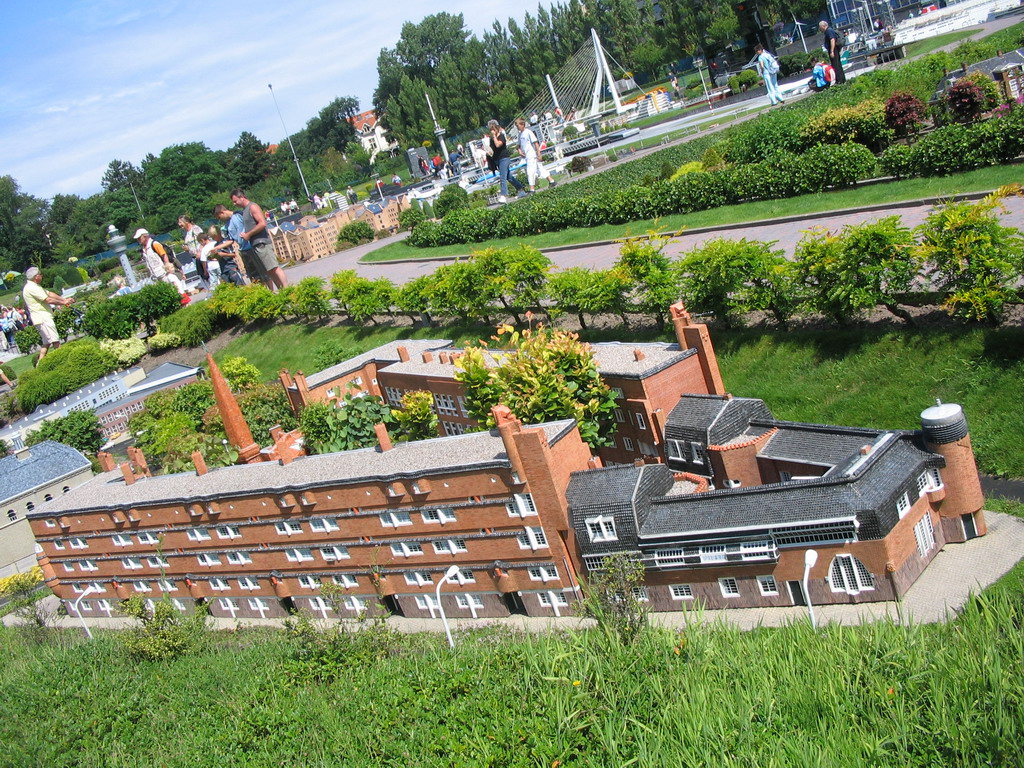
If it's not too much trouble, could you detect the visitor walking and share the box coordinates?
[514,117,557,192]
[21,266,73,364]
[819,21,846,84]
[487,119,525,203]
[347,186,358,205]
[755,45,784,106]
[230,189,287,292]
[134,229,172,281]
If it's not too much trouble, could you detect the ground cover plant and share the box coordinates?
[0,554,1021,767]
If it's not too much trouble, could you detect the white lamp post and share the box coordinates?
[71,584,103,639]
[803,549,818,630]
[435,564,461,649]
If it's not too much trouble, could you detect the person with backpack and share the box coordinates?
[755,44,784,105]
[809,57,836,91]
[819,21,846,84]
[134,228,172,280]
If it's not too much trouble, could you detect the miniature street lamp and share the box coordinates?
[435,564,462,649]
[71,583,103,639]
[803,549,819,629]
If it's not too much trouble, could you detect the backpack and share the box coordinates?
[762,52,780,75]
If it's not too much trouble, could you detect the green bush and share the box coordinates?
[337,221,376,247]
[146,332,182,352]
[119,597,210,662]
[434,184,470,218]
[26,410,104,454]
[99,337,147,367]
[283,277,332,319]
[158,301,223,347]
[398,206,426,232]
[908,123,987,176]
[0,363,15,384]
[82,293,141,339]
[569,155,592,174]
[800,100,893,152]
[779,51,813,76]
[16,341,117,413]
[880,144,917,179]
[52,306,79,341]
[13,326,41,354]
[135,282,183,330]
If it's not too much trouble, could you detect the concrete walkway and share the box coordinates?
[8,510,1022,635]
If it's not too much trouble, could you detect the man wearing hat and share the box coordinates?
[134,228,172,280]
[22,267,73,364]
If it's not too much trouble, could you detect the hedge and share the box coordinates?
[16,341,117,413]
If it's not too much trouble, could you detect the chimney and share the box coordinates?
[634,459,645,467]
[119,463,136,485]
[397,345,410,362]
[670,301,725,396]
[97,452,116,473]
[422,351,434,363]
[633,348,646,362]
[127,446,151,477]
[587,457,601,469]
[192,451,208,475]
[859,445,872,456]
[207,353,261,464]
[492,404,528,482]
[375,422,393,452]
[439,352,450,364]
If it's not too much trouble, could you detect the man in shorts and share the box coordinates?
[21,266,73,364]
[229,189,288,292]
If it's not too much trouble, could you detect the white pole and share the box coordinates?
[803,549,819,629]
[588,28,605,117]
[592,28,624,113]
[697,64,714,111]
[436,565,461,649]
[546,74,563,117]
[794,14,808,54]
[268,83,312,203]
[72,584,102,639]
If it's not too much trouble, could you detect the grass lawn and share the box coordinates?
[1,556,1022,766]
[364,163,1024,262]
[216,319,1024,479]
[904,28,976,57]
[4,354,35,377]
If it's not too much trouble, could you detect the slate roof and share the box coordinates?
[1,441,91,503]
[31,420,577,517]
[640,435,940,539]
[664,395,773,445]
[304,340,454,388]
[758,422,883,467]
[589,342,695,379]
[566,463,650,514]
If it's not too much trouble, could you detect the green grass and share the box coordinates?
[905,28,975,58]
[4,354,35,377]
[1,557,1022,766]
[214,320,1024,479]
[364,163,1023,262]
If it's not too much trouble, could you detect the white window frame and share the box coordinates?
[320,546,350,562]
[670,584,693,600]
[623,437,635,452]
[614,408,625,423]
[147,556,169,568]
[227,551,252,565]
[134,581,153,593]
[334,574,358,589]
[343,596,366,613]
[719,577,740,598]
[585,516,617,543]
[635,412,647,430]
[517,526,548,551]
[112,534,132,547]
[828,554,875,595]
[449,568,475,585]
[275,521,303,536]
[158,579,177,592]
[422,507,457,524]
[757,575,779,596]
[286,548,314,563]
[380,511,412,527]
[914,514,936,558]
[699,545,727,564]
[528,565,559,582]
[432,538,468,555]
[122,557,143,570]
[896,492,911,519]
[297,575,320,589]
[391,542,424,557]
[631,586,649,602]
[310,517,339,533]
[216,525,242,540]
[210,578,230,591]
[238,577,259,591]
[69,537,89,550]
[405,571,433,586]
[197,553,221,567]
[188,528,211,542]
[137,532,159,545]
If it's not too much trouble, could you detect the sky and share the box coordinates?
[0,0,518,201]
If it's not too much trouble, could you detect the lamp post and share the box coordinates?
[802,549,818,630]
[268,83,312,203]
[71,584,102,639]
[435,564,461,649]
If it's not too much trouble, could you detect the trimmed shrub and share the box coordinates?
[884,91,927,137]
[407,219,440,247]
[284,277,332,319]
[0,363,15,383]
[909,123,987,175]
[14,325,41,353]
[669,161,704,181]
[147,332,182,352]
[880,144,917,179]
[82,293,141,340]
[944,78,989,123]
[398,206,426,232]
[779,52,813,76]
[135,282,183,330]
[337,221,375,247]
[434,185,470,218]
[800,100,893,152]
[99,337,147,367]
[569,155,592,174]
[158,301,222,347]
[16,341,117,413]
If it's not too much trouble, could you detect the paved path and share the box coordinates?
[281,194,1024,288]
[9,510,1022,635]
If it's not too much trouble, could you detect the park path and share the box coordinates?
[283,193,1024,286]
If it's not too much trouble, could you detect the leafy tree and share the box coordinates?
[218,356,263,391]
[472,245,551,324]
[142,142,226,229]
[348,278,396,325]
[548,267,632,329]
[298,388,395,454]
[226,131,276,190]
[916,186,1024,323]
[615,235,677,330]
[0,567,53,628]
[337,221,376,247]
[394,390,440,442]
[430,260,498,323]
[579,553,648,645]
[0,175,51,272]
[454,324,618,448]
[26,410,104,454]
[285,277,332,320]
[434,185,470,218]
[293,97,360,158]
[677,238,799,328]
[395,274,435,324]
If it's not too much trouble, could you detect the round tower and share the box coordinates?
[920,401,985,541]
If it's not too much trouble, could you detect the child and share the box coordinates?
[207,225,246,287]
[197,232,222,290]
[162,262,191,304]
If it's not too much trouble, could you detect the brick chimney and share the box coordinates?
[119,462,136,485]
[127,446,151,477]
[375,422,393,452]
[97,452,116,473]
[633,348,646,362]
[192,451,208,476]
[397,345,410,362]
[492,405,528,483]
[670,301,725,396]
[422,351,434,363]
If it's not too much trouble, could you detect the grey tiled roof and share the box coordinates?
[640,435,940,539]
[758,423,883,467]
[1,441,92,503]
[32,419,578,517]
[304,340,454,388]
[566,463,648,514]
[664,395,773,444]
[590,342,695,379]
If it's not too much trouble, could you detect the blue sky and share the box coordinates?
[0,0,514,200]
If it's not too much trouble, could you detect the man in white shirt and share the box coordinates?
[21,266,73,364]
[514,117,557,193]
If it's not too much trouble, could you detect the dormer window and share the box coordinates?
[585,516,617,543]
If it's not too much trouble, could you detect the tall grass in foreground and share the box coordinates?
[1,561,1022,767]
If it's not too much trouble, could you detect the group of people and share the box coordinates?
[754,19,846,104]
[483,119,557,204]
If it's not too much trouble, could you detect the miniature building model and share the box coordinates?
[29,306,987,619]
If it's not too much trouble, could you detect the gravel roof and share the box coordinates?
[589,342,695,379]
[304,340,453,388]
[33,420,577,517]
[1,441,92,503]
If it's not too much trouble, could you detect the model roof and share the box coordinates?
[304,340,454,388]
[33,420,578,517]
[664,394,773,445]
[589,342,695,379]
[1,441,91,503]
